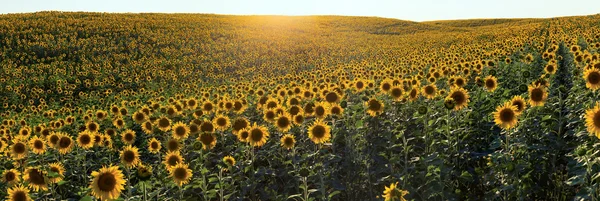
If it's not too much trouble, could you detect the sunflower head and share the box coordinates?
[163,151,184,170]
[382,182,409,201]
[275,113,292,132]
[223,156,236,167]
[364,98,385,117]
[2,169,21,186]
[528,83,547,107]
[247,123,269,147]
[11,139,28,160]
[6,185,31,201]
[446,87,470,111]
[24,167,48,191]
[584,68,600,91]
[198,132,217,150]
[493,102,519,130]
[136,164,153,181]
[213,115,231,131]
[77,131,95,149]
[171,122,190,140]
[585,103,600,138]
[231,117,249,135]
[308,120,331,144]
[29,136,46,155]
[484,75,498,92]
[120,145,140,168]
[48,162,65,184]
[120,129,136,145]
[90,165,126,201]
[510,95,527,115]
[169,162,193,187]
[280,134,296,150]
[148,138,161,154]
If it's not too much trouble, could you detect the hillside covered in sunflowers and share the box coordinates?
[1,11,600,201]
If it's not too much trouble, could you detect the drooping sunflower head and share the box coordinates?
[585,103,600,138]
[169,162,193,187]
[48,162,65,184]
[408,88,419,101]
[136,164,153,181]
[447,87,470,111]
[280,134,296,150]
[89,165,126,201]
[231,117,249,135]
[248,123,269,147]
[364,98,385,117]
[171,122,190,140]
[484,75,498,92]
[584,67,600,91]
[308,120,331,144]
[493,102,519,130]
[528,83,547,107]
[198,132,217,150]
[120,145,140,168]
[24,167,48,191]
[510,95,527,115]
[223,156,236,167]
[166,138,181,152]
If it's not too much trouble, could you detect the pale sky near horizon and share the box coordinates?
[0,0,598,22]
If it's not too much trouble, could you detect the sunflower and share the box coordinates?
[293,113,305,125]
[275,113,292,132]
[23,167,48,191]
[380,79,393,93]
[323,91,342,103]
[132,111,147,124]
[120,145,140,168]
[388,86,404,102]
[86,121,99,133]
[213,115,230,131]
[453,76,467,88]
[17,127,31,140]
[46,132,62,147]
[528,83,547,107]
[28,136,46,154]
[166,138,181,152]
[584,68,600,90]
[544,63,557,74]
[237,128,250,143]
[510,95,527,115]
[112,118,125,129]
[163,151,184,170]
[585,103,600,138]
[200,120,215,133]
[365,98,385,117]
[382,182,409,201]
[447,87,470,111]
[329,104,344,117]
[136,164,153,181]
[231,117,249,135]
[169,122,189,140]
[280,134,296,150]
[148,138,161,154]
[169,162,193,187]
[93,133,103,146]
[354,79,367,92]
[120,129,136,145]
[263,109,277,123]
[10,139,28,160]
[484,75,498,92]
[77,131,95,149]
[248,123,269,147]
[6,185,31,201]
[2,169,21,186]
[89,165,126,201]
[153,116,171,132]
[313,102,329,119]
[422,84,437,99]
[308,120,331,144]
[48,162,65,184]
[140,121,153,135]
[198,132,217,150]
[493,102,519,130]
[223,156,236,167]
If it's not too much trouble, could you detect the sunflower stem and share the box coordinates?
[142,182,147,201]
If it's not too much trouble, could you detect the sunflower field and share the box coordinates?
[1,11,600,201]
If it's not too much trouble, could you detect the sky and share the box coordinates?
[1,0,599,22]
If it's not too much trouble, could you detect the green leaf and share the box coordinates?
[328,190,341,199]
[57,180,68,186]
[287,194,302,199]
[79,196,93,201]
[355,120,364,128]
